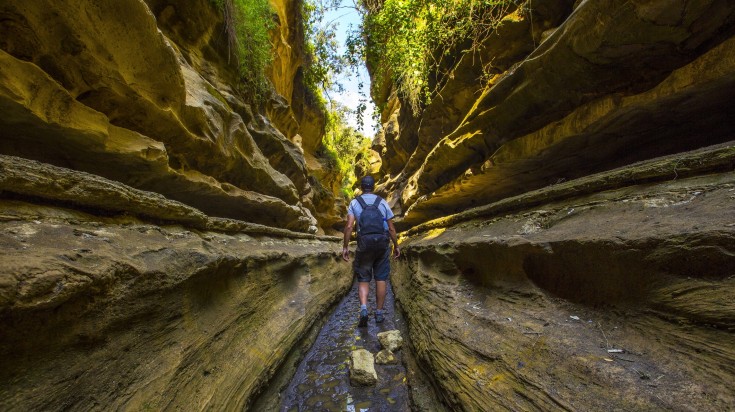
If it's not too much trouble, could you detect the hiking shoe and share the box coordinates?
[358,308,368,327]
[375,311,385,323]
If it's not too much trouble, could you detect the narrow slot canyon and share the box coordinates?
[1,0,734,411]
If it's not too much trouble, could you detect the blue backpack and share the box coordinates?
[355,195,389,252]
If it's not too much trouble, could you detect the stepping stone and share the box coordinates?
[375,349,397,365]
[350,348,377,386]
[377,330,403,352]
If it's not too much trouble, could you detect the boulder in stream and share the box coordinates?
[349,349,377,386]
[377,330,403,352]
[375,349,398,365]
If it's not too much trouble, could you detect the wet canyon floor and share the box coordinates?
[279,280,416,411]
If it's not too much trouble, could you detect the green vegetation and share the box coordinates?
[207,0,516,196]
[320,102,373,198]
[212,0,274,103]
[301,0,370,127]
[302,0,345,102]
[208,0,374,198]
[356,0,515,113]
[303,0,373,198]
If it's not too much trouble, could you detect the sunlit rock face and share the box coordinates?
[0,0,355,408]
[263,0,345,232]
[0,155,351,410]
[370,0,735,229]
[367,0,735,409]
[0,0,342,233]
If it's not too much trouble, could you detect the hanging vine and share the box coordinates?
[211,0,275,103]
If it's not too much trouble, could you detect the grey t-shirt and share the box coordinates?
[347,194,394,232]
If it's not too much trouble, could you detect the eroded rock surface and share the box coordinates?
[392,149,735,410]
[2,0,734,410]
[369,0,735,229]
[0,157,350,410]
[0,0,345,233]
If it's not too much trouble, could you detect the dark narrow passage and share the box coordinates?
[280,280,411,411]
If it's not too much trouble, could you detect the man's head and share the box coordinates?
[360,175,375,192]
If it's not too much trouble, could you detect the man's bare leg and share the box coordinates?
[358,281,370,327]
[359,281,370,306]
[376,280,386,310]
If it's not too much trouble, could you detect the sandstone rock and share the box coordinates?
[407,0,735,204]
[0,190,351,410]
[0,152,318,233]
[0,0,343,232]
[392,169,735,411]
[368,0,735,229]
[399,34,735,228]
[303,154,349,234]
[267,0,303,105]
[386,1,569,182]
[375,349,398,365]
[292,89,327,156]
[249,110,310,194]
[349,349,378,386]
[381,104,416,177]
[267,95,300,143]
[354,149,382,181]
[0,155,205,224]
[377,330,403,352]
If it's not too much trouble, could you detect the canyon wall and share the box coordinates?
[0,0,344,234]
[371,0,735,229]
[0,0,353,409]
[2,0,734,410]
[392,146,735,410]
[0,156,351,410]
[369,0,735,410]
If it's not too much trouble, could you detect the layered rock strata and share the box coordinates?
[0,0,352,409]
[392,145,735,410]
[0,0,342,233]
[370,0,735,229]
[0,156,351,410]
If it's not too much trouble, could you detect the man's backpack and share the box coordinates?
[355,195,389,252]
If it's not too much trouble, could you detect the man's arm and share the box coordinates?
[387,219,400,258]
[342,214,355,261]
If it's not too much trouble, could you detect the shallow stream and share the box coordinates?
[280,280,412,411]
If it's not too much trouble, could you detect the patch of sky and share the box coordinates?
[322,0,377,136]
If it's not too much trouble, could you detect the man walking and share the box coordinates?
[342,176,400,327]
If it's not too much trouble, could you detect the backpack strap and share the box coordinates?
[355,195,368,209]
[372,196,386,221]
